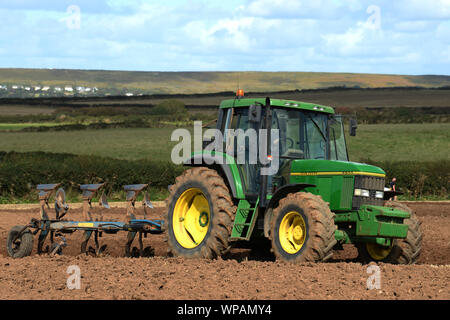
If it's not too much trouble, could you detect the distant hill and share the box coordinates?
[0,68,449,95]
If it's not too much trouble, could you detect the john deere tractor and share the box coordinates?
[165,94,422,264]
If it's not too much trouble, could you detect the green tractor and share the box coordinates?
[165,95,422,264]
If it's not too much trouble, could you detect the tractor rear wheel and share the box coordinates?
[6,226,34,258]
[165,167,236,259]
[269,192,337,263]
[356,201,423,264]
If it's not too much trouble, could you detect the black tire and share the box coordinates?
[270,192,337,263]
[165,167,236,259]
[356,201,423,264]
[6,226,34,258]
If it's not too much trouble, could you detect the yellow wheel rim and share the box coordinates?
[173,188,210,249]
[366,242,393,261]
[279,211,307,254]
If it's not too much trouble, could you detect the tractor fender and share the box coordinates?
[263,183,315,238]
[183,154,240,199]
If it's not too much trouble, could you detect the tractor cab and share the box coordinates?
[216,97,353,200]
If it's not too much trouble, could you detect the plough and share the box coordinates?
[6,183,164,258]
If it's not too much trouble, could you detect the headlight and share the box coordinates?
[375,191,384,199]
[354,188,370,197]
[355,189,384,198]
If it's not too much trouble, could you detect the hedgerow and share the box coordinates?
[0,152,448,201]
[0,151,184,200]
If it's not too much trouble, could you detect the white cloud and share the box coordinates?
[0,0,448,74]
[322,23,366,56]
[392,0,450,20]
[436,21,450,42]
[393,20,438,33]
[238,0,358,19]
[320,15,388,58]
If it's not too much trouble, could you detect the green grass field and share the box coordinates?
[347,123,450,162]
[0,128,177,161]
[0,123,448,162]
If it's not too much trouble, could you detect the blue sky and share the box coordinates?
[0,0,449,75]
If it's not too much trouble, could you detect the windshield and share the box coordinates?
[329,115,349,161]
[271,108,348,161]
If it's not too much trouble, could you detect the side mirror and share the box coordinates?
[350,118,358,137]
[248,104,262,123]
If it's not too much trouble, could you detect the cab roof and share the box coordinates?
[219,98,335,114]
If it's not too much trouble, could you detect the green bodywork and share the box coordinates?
[334,205,409,242]
[190,150,246,199]
[288,160,385,211]
[220,98,335,114]
[231,199,260,240]
[187,97,410,245]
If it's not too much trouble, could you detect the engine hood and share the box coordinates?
[289,160,386,177]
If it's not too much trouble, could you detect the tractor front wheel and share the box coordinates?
[165,167,236,259]
[269,192,337,263]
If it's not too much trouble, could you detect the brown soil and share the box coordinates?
[0,202,449,300]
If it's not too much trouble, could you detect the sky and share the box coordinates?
[0,0,449,75]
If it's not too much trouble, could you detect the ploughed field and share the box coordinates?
[0,202,448,300]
